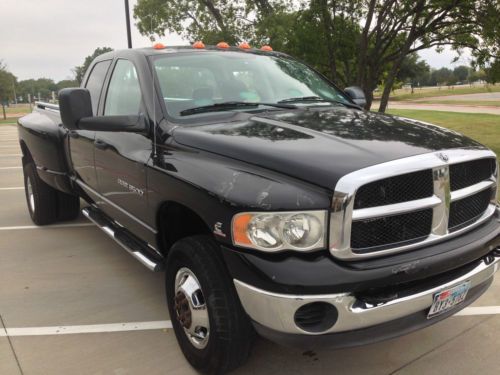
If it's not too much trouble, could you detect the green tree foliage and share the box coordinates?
[133,0,499,111]
[0,61,17,104]
[74,47,113,84]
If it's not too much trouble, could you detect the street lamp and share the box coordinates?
[124,0,132,48]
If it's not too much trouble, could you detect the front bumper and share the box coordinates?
[234,253,500,348]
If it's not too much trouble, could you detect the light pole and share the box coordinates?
[124,0,133,49]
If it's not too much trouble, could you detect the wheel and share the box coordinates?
[166,235,254,374]
[23,162,80,225]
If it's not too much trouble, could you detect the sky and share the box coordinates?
[1,0,471,82]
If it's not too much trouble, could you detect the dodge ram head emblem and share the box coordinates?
[436,152,449,162]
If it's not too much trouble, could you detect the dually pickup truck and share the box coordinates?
[18,45,500,373]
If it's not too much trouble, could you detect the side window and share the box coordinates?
[84,60,112,115]
[104,60,142,116]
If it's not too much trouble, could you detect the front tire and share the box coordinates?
[166,236,254,374]
[23,162,79,225]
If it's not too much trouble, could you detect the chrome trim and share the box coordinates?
[82,207,160,271]
[451,179,496,202]
[75,179,158,234]
[352,196,441,221]
[35,101,60,112]
[234,256,500,335]
[330,149,497,260]
[36,166,67,176]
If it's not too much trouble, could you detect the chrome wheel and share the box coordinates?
[174,267,210,349]
[27,176,35,213]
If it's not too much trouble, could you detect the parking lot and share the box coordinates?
[0,122,499,375]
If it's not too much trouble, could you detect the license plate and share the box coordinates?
[428,281,470,319]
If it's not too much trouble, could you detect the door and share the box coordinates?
[69,60,111,189]
[94,59,153,235]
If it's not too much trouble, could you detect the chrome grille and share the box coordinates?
[330,149,498,260]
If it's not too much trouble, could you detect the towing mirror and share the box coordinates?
[78,114,148,133]
[344,86,367,108]
[59,88,93,130]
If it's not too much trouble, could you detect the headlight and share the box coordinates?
[232,211,327,252]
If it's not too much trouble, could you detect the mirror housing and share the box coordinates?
[344,86,367,108]
[78,114,148,133]
[59,88,93,130]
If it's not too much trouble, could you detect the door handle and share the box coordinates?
[94,139,109,150]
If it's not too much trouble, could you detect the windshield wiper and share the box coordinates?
[278,96,361,109]
[179,101,297,116]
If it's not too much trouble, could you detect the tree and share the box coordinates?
[74,47,113,84]
[397,54,430,87]
[453,65,469,83]
[0,61,17,118]
[133,0,251,44]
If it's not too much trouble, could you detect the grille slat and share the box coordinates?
[351,209,433,251]
[450,158,496,191]
[354,170,434,209]
[448,188,492,232]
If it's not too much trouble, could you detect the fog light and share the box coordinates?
[294,302,338,333]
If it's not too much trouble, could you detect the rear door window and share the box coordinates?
[104,60,142,116]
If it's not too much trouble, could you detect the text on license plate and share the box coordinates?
[428,281,470,319]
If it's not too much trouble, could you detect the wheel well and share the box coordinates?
[157,202,212,254]
[19,141,32,165]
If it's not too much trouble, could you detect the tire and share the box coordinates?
[166,235,254,374]
[23,162,80,225]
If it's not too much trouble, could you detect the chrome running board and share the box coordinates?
[82,206,164,272]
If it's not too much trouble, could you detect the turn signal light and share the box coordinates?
[260,45,273,51]
[239,42,251,49]
[153,43,166,49]
[192,41,205,49]
[217,41,230,49]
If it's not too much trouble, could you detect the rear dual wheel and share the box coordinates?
[166,236,255,374]
[23,162,80,225]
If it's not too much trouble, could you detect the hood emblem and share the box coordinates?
[436,152,449,162]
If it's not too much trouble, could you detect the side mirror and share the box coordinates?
[344,86,367,108]
[59,88,93,130]
[78,114,148,133]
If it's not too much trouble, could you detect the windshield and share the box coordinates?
[153,52,350,118]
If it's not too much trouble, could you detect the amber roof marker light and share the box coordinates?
[153,42,166,50]
[260,45,273,51]
[239,42,251,50]
[217,41,230,49]
[193,41,205,49]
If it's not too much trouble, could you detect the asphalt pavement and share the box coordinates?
[0,123,499,374]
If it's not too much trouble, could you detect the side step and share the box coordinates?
[82,206,164,272]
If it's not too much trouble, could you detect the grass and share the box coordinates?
[3,104,31,114]
[0,118,18,125]
[383,84,500,101]
[388,109,500,157]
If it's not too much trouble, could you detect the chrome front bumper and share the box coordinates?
[234,255,500,336]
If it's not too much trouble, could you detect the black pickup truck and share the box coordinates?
[18,45,500,373]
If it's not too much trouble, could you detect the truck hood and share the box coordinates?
[171,107,482,190]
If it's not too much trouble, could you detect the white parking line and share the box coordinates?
[0,223,93,231]
[0,187,24,190]
[0,154,21,157]
[1,305,499,338]
[454,306,500,316]
[0,321,173,337]
[0,166,22,170]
